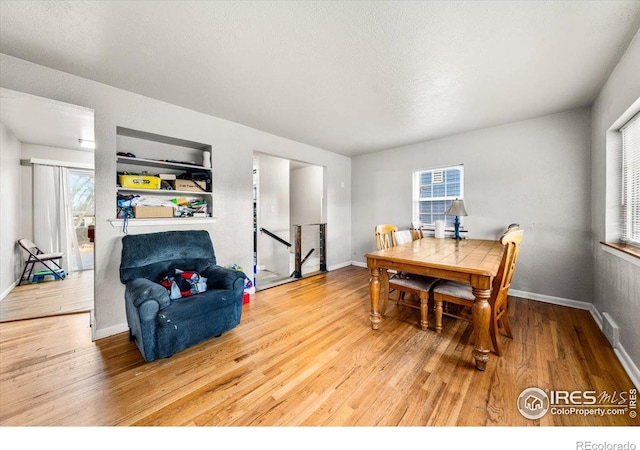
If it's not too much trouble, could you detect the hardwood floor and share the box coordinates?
[0,266,636,427]
[0,270,93,322]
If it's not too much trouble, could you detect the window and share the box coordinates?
[68,170,95,270]
[413,165,464,227]
[622,112,640,245]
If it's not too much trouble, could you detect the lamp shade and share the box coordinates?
[445,199,468,217]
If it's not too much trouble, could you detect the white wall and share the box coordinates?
[291,164,325,273]
[0,123,22,298]
[591,29,640,379]
[352,107,593,303]
[0,53,352,339]
[256,153,290,278]
[291,165,324,225]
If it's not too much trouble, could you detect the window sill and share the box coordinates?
[600,241,640,267]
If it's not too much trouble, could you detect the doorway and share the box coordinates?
[0,88,95,322]
[253,152,326,291]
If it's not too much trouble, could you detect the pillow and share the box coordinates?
[160,269,208,300]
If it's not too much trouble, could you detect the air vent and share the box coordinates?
[602,312,619,349]
[432,170,444,184]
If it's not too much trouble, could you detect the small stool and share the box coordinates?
[32,269,66,283]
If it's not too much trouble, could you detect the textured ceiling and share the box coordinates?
[0,88,95,152]
[1,1,639,156]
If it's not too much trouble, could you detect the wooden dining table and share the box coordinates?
[365,237,504,370]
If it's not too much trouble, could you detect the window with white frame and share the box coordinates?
[413,165,464,227]
[622,112,640,246]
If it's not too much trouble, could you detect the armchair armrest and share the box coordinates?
[125,278,171,309]
[202,265,247,291]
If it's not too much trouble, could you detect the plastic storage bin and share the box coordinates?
[119,175,161,189]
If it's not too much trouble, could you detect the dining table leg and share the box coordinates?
[369,267,389,329]
[471,286,492,371]
[369,267,382,329]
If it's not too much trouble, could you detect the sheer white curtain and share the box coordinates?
[32,164,82,273]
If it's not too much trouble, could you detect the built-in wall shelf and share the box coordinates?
[116,126,214,223]
[117,187,209,196]
[117,155,212,172]
[108,217,216,228]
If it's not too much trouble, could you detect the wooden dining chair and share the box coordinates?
[432,228,524,355]
[410,221,424,240]
[374,224,440,330]
[395,229,413,245]
[375,224,398,250]
[504,223,520,235]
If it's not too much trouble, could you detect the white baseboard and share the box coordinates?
[92,321,129,341]
[351,260,367,268]
[0,279,19,301]
[508,289,593,311]
[328,261,353,271]
[614,343,640,390]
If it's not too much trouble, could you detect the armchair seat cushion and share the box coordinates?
[157,289,238,327]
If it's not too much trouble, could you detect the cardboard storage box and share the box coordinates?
[173,179,207,192]
[133,206,174,218]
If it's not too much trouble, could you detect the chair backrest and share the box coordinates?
[395,230,413,245]
[491,229,524,306]
[410,221,423,240]
[375,224,398,250]
[120,230,217,283]
[18,238,39,255]
[499,223,520,239]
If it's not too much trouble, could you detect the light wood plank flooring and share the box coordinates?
[0,266,636,426]
[0,270,93,322]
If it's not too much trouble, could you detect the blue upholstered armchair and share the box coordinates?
[119,230,247,362]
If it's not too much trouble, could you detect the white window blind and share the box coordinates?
[622,112,640,245]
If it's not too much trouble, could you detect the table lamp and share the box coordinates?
[445,199,468,240]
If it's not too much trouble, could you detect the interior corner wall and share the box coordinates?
[351,107,593,303]
[290,165,324,273]
[0,53,352,339]
[0,122,22,298]
[256,153,290,278]
[290,165,323,226]
[590,28,640,375]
